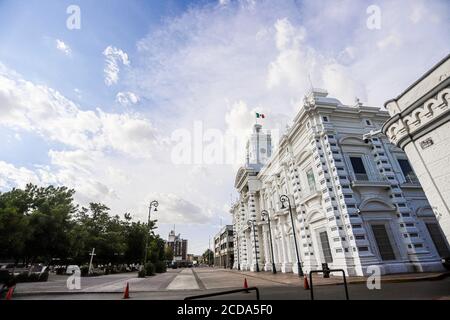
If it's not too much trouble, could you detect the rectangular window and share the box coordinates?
[426,223,450,257]
[306,169,316,192]
[319,231,333,263]
[371,224,396,261]
[350,156,368,180]
[398,159,418,183]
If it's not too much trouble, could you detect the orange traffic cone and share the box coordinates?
[5,286,15,300]
[243,278,249,293]
[303,274,310,290]
[123,282,130,299]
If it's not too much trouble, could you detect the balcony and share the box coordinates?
[349,172,390,188]
[401,173,421,188]
[404,173,420,184]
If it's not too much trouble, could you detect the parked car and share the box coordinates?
[66,265,81,275]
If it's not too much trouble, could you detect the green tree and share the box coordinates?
[0,183,168,275]
[21,184,76,264]
[202,249,214,266]
[164,245,174,262]
[0,188,31,261]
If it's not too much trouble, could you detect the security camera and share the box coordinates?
[362,134,370,144]
[362,129,382,143]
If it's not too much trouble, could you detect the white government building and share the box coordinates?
[230,89,449,276]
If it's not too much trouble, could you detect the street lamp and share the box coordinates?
[143,200,159,275]
[247,219,260,272]
[261,210,277,274]
[280,194,304,277]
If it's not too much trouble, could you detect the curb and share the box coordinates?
[226,270,450,287]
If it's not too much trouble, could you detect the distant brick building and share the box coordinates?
[166,230,188,263]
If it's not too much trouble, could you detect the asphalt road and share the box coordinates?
[9,267,450,300]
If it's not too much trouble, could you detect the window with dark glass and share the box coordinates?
[350,156,368,180]
[426,223,450,257]
[398,159,418,183]
[319,231,333,263]
[306,168,316,192]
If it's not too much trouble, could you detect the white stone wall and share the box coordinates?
[403,122,450,245]
[383,55,450,247]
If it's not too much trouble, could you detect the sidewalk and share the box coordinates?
[225,269,450,286]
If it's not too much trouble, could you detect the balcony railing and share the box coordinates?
[404,173,419,184]
[354,173,369,181]
[349,172,390,186]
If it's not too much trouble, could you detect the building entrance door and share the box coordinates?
[371,224,396,261]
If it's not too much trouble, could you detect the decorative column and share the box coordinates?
[239,200,248,270]
[248,192,261,272]
[262,225,271,271]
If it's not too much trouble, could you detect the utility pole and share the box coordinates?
[88,248,96,275]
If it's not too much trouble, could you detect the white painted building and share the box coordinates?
[383,54,450,252]
[231,89,448,276]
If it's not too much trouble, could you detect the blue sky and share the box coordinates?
[0,0,449,254]
[0,0,195,109]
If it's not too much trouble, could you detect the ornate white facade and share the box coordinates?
[383,54,450,250]
[231,89,448,276]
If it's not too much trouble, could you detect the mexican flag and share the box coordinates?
[256,112,265,119]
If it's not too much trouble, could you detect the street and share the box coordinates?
[10,268,450,300]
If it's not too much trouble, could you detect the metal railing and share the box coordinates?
[404,174,419,184]
[184,287,260,300]
[309,269,349,300]
[351,172,388,183]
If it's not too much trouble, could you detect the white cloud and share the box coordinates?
[0,161,40,189]
[116,91,140,106]
[377,34,402,50]
[56,39,71,56]
[103,46,130,86]
[0,64,158,158]
[321,63,367,105]
[74,88,82,98]
[146,192,213,224]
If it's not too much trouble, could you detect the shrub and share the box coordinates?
[145,262,155,276]
[138,269,146,278]
[80,266,89,277]
[154,261,167,274]
[38,271,49,282]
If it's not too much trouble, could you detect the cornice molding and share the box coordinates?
[383,87,450,148]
